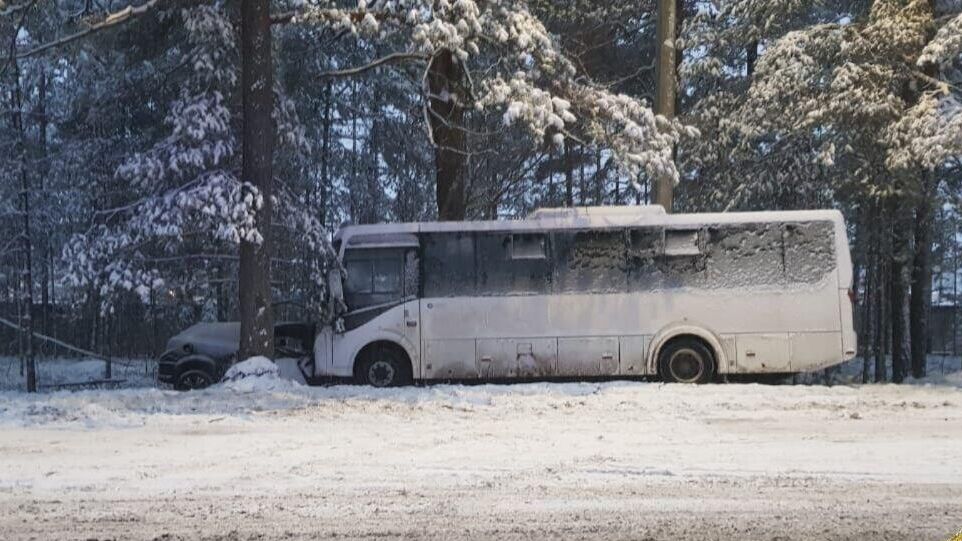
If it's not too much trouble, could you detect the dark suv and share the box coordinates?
[157,322,315,390]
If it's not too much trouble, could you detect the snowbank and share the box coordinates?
[0,373,959,430]
[219,356,297,393]
[222,356,279,381]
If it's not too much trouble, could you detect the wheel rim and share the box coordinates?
[367,360,396,387]
[668,348,705,383]
[182,372,210,389]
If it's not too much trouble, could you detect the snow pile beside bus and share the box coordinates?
[219,356,294,392]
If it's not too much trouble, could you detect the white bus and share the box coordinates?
[314,206,856,386]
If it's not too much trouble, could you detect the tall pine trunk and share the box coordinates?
[652,0,679,211]
[427,50,467,221]
[910,171,934,378]
[857,206,874,383]
[238,0,275,360]
[874,210,888,383]
[12,49,36,392]
[889,198,910,383]
[564,143,574,207]
[746,40,759,78]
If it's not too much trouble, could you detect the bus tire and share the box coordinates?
[355,343,412,388]
[658,337,716,384]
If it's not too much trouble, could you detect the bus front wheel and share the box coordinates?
[356,344,412,388]
[658,338,716,384]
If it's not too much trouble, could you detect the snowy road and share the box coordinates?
[1,378,961,540]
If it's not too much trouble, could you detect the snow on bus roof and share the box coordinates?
[335,206,844,241]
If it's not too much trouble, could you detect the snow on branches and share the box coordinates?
[298,0,692,184]
[62,5,329,314]
[919,12,962,67]
[739,0,962,197]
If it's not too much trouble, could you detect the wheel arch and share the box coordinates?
[352,340,415,379]
[646,322,728,376]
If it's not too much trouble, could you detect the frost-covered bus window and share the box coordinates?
[553,230,627,294]
[511,233,547,259]
[661,252,709,288]
[477,232,551,295]
[628,227,667,291]
[783,221,836,283]
[705,223,784,288]
[422,232,476,297]
[665,229,701,256]
[403,249,419,297]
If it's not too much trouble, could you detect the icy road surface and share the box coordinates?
[1,378,961,540]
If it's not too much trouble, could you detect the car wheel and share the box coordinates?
[358,346,411,388]
[175,369,214,391]
[659,338,716,384]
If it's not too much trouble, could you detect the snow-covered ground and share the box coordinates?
[1,364,961,540]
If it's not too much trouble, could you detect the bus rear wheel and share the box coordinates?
[356,344,412,388]
[658,338,715,384]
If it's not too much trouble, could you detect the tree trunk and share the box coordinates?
[38,66,50,342]
[11,51,36,392]
[874,213,887,383]
[652,0,679,212]
[910,171,934,378]
[746,40,759,78]
[856,206,873,383]
[595,151,604,203]
[238,0,275,361]
[350,81,360,222]
[427,50,467,221]
[319,81,332,228]
[889,199,910,383]
[564,143,574,207]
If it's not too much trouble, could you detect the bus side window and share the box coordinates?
[403,248,420,297]
[664,229,701,257]
[476,232,551,295]
[782,221,836,284]
[657,228,709,288]
[422,232,476,297]
[705,223,784,288]
[628,227,667,291]
[552,230,627,294]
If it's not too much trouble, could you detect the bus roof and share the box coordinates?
[334,206,845,244]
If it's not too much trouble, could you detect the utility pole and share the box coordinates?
[653,0,678,212]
